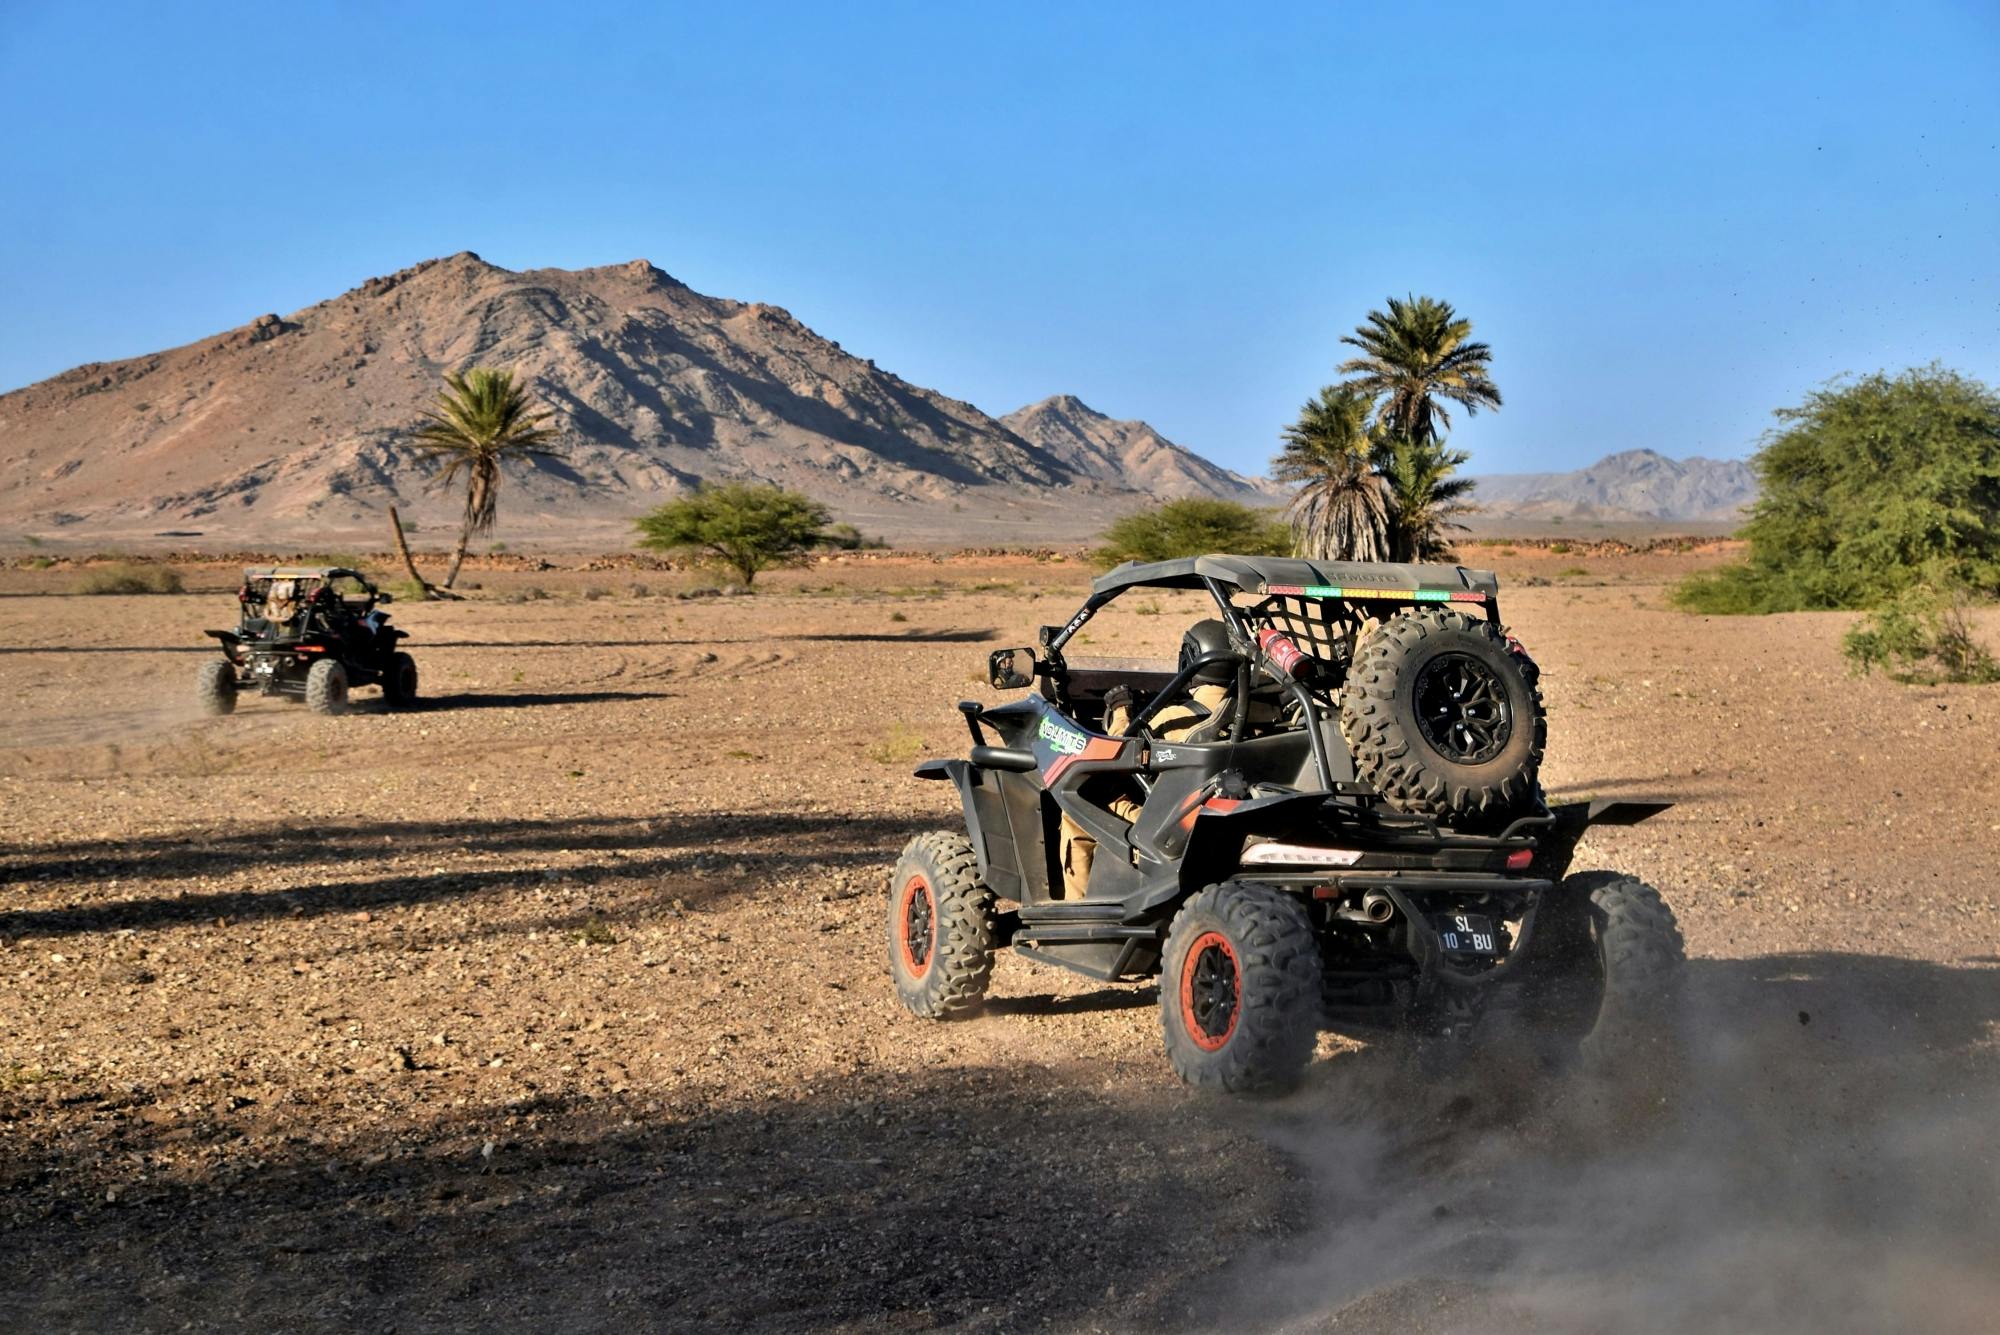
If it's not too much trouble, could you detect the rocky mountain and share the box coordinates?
[1469,449,1757,523]
[0,254,1211,547]
[999,395,1282,504]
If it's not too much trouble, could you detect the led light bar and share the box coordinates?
[1261,584,1488,603]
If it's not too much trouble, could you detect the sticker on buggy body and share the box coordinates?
[1037,715,1089,756]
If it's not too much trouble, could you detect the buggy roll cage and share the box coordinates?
[1027,554,1505,800]
[227,567,388,647]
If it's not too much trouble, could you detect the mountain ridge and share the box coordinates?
[1468,448,1756,522]
[999,394,1283,504]
[0,254,1235,545]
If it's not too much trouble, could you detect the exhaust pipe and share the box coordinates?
[1335,892,1395,926]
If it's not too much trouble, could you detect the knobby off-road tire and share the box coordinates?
[195,659,238,716]
[1526,872,1686,1069]
[1160,882,1321,1096]
[886,831,998,1019]
[382,652,420,706]
[1339,608,1545,822]
[305,660,349,716]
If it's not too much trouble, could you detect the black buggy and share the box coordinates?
[888,554,1684,1094]
[197,566,419,717]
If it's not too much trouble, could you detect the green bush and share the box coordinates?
[635,482,832,587]
[1842,586,1999,683]
[1675,365,2000,614]
[1096,498,1291,568]
[75,562,184,595]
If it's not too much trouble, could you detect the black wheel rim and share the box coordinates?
[903,881,933,971]
[1185,936,1239,1044]
[1414,652,1512,763]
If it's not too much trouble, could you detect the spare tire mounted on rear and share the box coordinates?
[1339,607,1545,820]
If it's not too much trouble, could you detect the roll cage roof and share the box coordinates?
[1046,554,1502,655]
[242,566,371,582]
[1091,555,1498,599]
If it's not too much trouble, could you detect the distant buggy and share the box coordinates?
[198,566,419,716]
[887,554,1685,1095]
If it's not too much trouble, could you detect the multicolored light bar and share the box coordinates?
[1260,583,1488,603]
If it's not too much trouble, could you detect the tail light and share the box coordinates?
[1505,849,1534,871]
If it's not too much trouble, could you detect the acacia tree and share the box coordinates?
[635,481,831,587]
[1096,498,1290,566]
[1273,386,1392,561]
[1677,364,2000,614]
[408,368,560,589]
[1336,295,1501,444]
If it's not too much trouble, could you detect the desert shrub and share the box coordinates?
[1676,365,2000,614]
[819,522,887,551]
[1556,566,1589,577]
[383,579,429,603]
[76,562,183,595]
[866,723,927,765]
[635,482,831,587]
[1096,498,1291,568]
[27,556,55,570]
[572,916,619,946]
[1547,541,1572,555]
[581,585,610,602]
[1842,585,2000,683]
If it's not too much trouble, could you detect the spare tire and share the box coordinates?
[1339,608,1544,821]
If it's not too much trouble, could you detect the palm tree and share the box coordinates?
[1377,436,1478,561]
[408,368,560,588]
[1273,386,1392,562]
[1337,295,1501,444]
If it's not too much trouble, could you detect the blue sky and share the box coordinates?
[2,1,1996,476]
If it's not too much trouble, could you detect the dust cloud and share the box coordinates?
[1214,952,2000,1334]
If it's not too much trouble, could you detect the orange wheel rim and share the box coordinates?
[897,875,935,978]
[1180,930,1241,1051]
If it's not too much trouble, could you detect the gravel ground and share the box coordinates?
[2,554,1995,1332]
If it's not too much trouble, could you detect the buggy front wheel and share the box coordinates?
[886,832,997,1018]
[1160,882,1320,1095]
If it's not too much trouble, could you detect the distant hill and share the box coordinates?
[999,395,1283,505]
[0,254,1260,547]
[1469,449,1756,523]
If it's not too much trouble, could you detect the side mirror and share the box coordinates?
[988,647,1036,690]
[376,592,394,604]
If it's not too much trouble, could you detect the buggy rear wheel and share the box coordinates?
[196,659,238,716]
[382,652,420,706]
[1160,882,1320,1095]
[886,831,998,1018]
[305,659,349,716]
[1523,872,1685,1068]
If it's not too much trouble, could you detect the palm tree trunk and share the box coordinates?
[442,525,471,589]
[387,505,458,601]
[442,488,475,589]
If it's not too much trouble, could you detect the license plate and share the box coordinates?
[1435,913,1498,955]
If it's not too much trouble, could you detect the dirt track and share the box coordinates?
[2,554,1997,1332]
